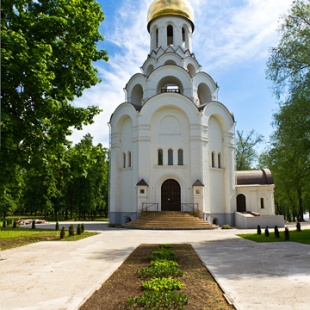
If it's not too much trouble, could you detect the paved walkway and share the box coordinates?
[0,222,309,310]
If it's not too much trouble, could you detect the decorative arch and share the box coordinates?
[198,83,212,105]
[165,60,176,66]
[157,76,183,94]
[187,64,196,76]
[131,84,143,105]
[146,64,154,76]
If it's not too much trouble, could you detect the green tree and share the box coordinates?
[265,0,310,221]
[1,0,108,213]
[266,0,310,99]
[235,130,263,170]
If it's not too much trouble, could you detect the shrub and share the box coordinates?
[55,222,59,231]
[81,223,85,233]
[68,224,75,237]
[60,227,66,239]
[2,219,6,228]
[149,246,176,261]
[257,225,261,235]
[274,225,280,238]
[142,277,184,291]
[264,226,269,237]
[13,220,17,229]
[296,222,301,232]
[77,224,81,235]
[32,220,36,229]
[128,290,188,309]
[285,227,290,240]
[138,262,183,279]
[221,224,232,229]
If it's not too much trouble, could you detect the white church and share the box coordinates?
[108,0,284,228]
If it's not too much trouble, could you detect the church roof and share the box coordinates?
[147,0,195,31]
[236,169,274,185]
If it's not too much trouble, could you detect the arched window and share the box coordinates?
[260,198,265,209]
[182,27,186,47]
[167,25,173,45]
[158,149,163,165]
[211,152,215,168]
[178,149,183,165]
[123,153,126,168]
[128,151,132,168]
[218,153,221,168]
[168,149,173,165]
[156,28,159,48]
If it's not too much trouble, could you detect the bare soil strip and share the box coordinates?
[80,244,234,310]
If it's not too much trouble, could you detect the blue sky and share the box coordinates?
[70,0,293,151]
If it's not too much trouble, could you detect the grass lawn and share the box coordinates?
[237,229,310,244]
[0,227,97,250]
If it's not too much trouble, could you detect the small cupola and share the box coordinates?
[147,0,195,52]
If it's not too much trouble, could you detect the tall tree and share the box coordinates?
[1,0,108,214]
[235,130,263,170]
[266,0,310,221]
[266,0,310,99]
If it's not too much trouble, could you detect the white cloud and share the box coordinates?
[69,0,293,147]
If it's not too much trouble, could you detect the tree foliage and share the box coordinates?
[1,0,108,219]
[264,0,310,221]
[235,130,263,170]
[266,0,310,99]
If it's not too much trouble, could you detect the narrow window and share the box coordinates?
[260,198,265,209]
[168,149,173,165]
[211,152,215,168]
[182,27,186,47]
[218,153,221,168]
[178,149,183,165]
[167,25,173,45]
[128,151,132,168]
[158,149,163,165]
[123,153,126,168]
[156,28,159,48]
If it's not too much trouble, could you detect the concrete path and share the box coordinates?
[0,222,309,310]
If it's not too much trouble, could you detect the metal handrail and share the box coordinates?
[181,203,198,214]
[123,203,159,223]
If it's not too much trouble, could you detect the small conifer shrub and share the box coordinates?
[81,223,85,233]
[68,224,75,237]
[13,220,17,229]
[284,227,290,240]
[274,225,280,238]
[60,227,66,239]
[2,219,6,228]
[32,220,36,229]
[257,225,261,235]
[296,222,301,232]
[264,226,269,237]
[55,222,59,231]
[77,224,81,235]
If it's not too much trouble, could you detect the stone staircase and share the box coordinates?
[123,211,217,230]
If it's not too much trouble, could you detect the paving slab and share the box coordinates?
[0,222,309,310]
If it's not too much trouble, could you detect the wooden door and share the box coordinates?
[161,179,181,211]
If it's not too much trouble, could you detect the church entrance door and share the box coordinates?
[161,179,181,211]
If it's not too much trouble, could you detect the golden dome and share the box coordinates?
[147,0,194,30]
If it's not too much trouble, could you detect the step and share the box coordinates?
[123,211,217,230]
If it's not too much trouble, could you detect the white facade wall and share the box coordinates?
[108,4,276,227]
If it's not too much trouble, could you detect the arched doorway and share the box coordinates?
[237,194,246,212]
[161,179,181,211]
